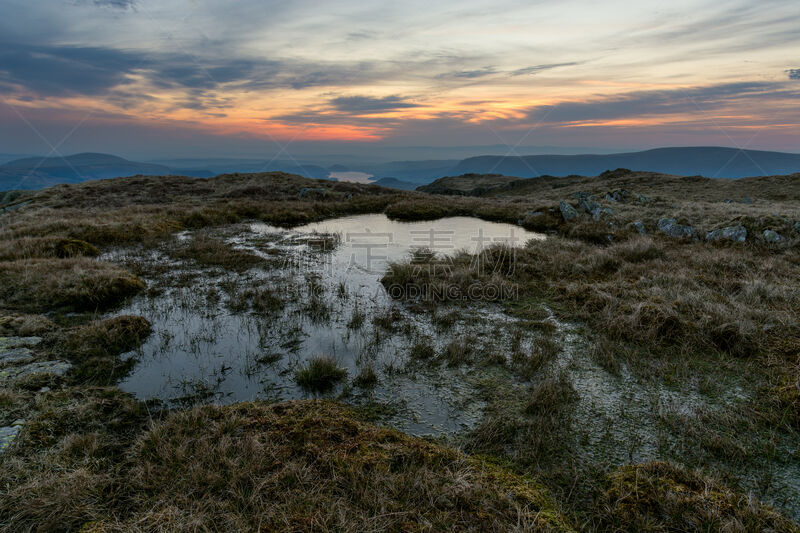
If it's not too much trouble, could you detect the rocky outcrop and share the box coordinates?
[559,201,579,221]
[705,225,747,243]
[657,218,696,239]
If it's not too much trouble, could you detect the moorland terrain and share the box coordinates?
[0,168,798,531]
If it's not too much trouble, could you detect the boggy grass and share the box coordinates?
[598,462,796,532]
[0,257,145,313]
[50,315,152,385]
[294,355,348,392]
[172,232,262,271]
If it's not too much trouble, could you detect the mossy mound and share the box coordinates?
[0,237,99,261]
[117,400,573,531]
[54,315,152,385]
[0,312,55,336]
[0,388,150,531]
[600,462,797,532]
[0,258,145,312]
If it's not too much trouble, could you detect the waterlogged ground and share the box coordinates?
[101,214,799,517]
[110,215,545,435]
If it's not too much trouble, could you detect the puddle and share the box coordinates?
[113,215,545,436]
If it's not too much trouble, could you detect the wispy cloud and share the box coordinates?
[329,95,420,112]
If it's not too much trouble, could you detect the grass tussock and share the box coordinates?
[120,401,573,531]
[294,355,348,392]
[0,312,55,336]
[0,388,149,532]
[173,233,262,271]
[599,462,797,532]
[0,399,574,531]
[49,315,152,385]
[0,257,145,312]
[0,237,98,261]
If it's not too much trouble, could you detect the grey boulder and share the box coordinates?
[705,225,747,243]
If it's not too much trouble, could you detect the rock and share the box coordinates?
[571,191,592,200]
[0,201,30,216]
[793,222,800,234]
[0,347,34,366]
[0,360,72,386]
[579,197,601,214]
[0,422,23,455]
[635,193,651,204]
[724,199,734,204]
[763,229,782,243]
[630,221,646,235]
[297,187,328,200]
[525,210,545,218]
[741,197,753,205]
[705,225,747,243]
[657,218,696,239]
[592,207,613,221]
[604,189,630,203]
[559,201,579,221]
[0,336,42,350]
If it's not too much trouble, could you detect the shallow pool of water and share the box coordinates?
[114,215,545,435]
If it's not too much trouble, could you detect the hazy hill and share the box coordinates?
[450,147,800,179]
[370,177,421,190]
[0,153,171,190]
[416,174,522,195]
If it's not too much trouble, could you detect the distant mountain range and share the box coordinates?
[2,147,800,192]
[0,153,171,191]
[449,147,800,179]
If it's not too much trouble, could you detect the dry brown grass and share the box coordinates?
[0,257,145,312]
[599,462,797,532]
[0,399,574,532]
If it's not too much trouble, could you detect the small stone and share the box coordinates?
[793,222,800,234]
[724,199,733,204]
[297,187,328,200]
[705,225,747,243]
[630,221,646,235]
[763,229,782,243]
[559,201,579,221]
[657,218,696,239]
[0,425,20,454]
[592,207,613,221]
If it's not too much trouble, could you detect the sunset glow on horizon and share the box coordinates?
[1,0,798,158]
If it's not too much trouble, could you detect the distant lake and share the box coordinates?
[329,171,374,184]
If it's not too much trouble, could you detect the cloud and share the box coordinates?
[0,42,143,96]
[525,82,799,123]
[329,95,420,112]
[92,0,136,8]
[444,67,497,79]
[510,62,578,76]
[788,69,800,80]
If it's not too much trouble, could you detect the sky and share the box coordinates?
[0,0,798,160]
